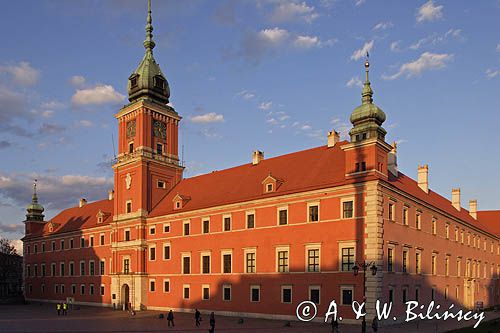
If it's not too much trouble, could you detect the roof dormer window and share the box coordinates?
[266,183,273,192]
[154,76,164,89]
[130,75,138,88]
[173,193,191,210]
[262,173,283,194]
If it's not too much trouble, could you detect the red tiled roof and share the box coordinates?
[477,211,500,237]
[32,199,114,237]
[389,172,500,237]
[149,143,350,217]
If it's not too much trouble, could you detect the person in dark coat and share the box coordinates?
[372,316,379,332]
[167,310,175,327]
[195,309,201,327]
[331,317,339,333]
[209,312,215,332]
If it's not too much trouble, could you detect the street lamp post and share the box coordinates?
[352,261,378,333]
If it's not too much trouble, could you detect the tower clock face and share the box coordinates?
[126,120,136,138]
[153,120,167,139]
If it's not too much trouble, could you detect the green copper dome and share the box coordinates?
[128,0,170,105]
[349,59,387,142]
[26,180,45,222]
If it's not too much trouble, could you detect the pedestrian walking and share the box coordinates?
[167,310,175,327]
[209,312,215,333]
[372,316,379,333]
[195,309,201,327]
[331,317,339,333]
[56,303,61,316]
[62,302,68,316]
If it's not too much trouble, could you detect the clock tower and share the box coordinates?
[112,0,183,219]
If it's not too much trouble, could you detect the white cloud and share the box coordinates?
[71,85,125,106]
[41,100,64,110]
[486,69,500,79]
[259,101,273,110]
[301,124,312,131]
[41,110,54,118]
[270,1,319,23]
[497,43,500,52]
[236,90,255,100]
[354,0,365,6]
[70,75,86,87]
[390,41,402,52]
[351,40,374,61]
[0,61,40,86]
[416,1,443,23]
[189,112,225,123]
[373,21,393,31]
[258,27,289,44]
[346,76,363,88]
[294,35,320,48]
[409,29,464,50]
[382,52,453,80]
[200,128,222,139]
[77,120,94,127]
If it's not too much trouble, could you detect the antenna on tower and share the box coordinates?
[111,133,117,161]
[181,144,185,167]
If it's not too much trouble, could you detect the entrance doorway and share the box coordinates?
[121,284,130,310]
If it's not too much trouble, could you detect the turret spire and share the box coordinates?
[26,179,44,222]
[32,179,38,202]
[362,52,373,104]
[143,0,156,53]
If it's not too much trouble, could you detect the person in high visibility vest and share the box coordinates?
[62,302,68,316]
[56,303,61,316]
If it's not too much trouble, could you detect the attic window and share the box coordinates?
[266,183,273,192]
[130,76,138,88]
[157,180,166,189]
[98,216,103,223]
[175,201,181,209]
[154,76,164,89]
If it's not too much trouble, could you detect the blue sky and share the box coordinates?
[0,0,499,248]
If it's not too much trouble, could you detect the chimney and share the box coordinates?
[452,188,461,211]
[417,164,429,193]
[108,190,114,201]
[469,199,477,219]
[79,198,87,208]
[252,150,264,165]
[387,142,398,176]
[327,130,340,148]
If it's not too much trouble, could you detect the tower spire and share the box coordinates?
[144,0,156,53]
[26,179,44,222]
[32,179,38,202]
[362,52,373,104]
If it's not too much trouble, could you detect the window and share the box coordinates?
[80,261,85,276]
[150,226,156,235]
[387,248,394,272]
[183,221,190,236]
[250,285,260,302]
[163,244,171,260]
[246,251,256,273]
[402,250,408,273]
[42,243,45,252]
[309,286,320,305]
[129,142,134,154]
[202,255,210,274]
[343,201,354,219]
[60,262,65,276]
[432,219,437,235]
[163,279,170,293]
[341,286,353,305]
[149,246,156,261]
[70,239,74,249]
[223,284,231,301]
[341,247,355,271]
[55,285,59,294]
[202,285,210,300]
[69,262,74,276]
[41,264,45,277]
[416,213,421,230]
[71,284,76,295]
[403,207,408,225]
[123,258,130,274]
[157,180,165,188]
[282,286,292,304]
[431,254,437,275]
[89,261,95,276]
[154,76,164,89]
[124,229,131,241]
[278,209,288,225]
[26,265,31,277]
[415,251,421,274]
[455,228,459,242]
[126,201,132,214]
[90,236,94,247]
[445,224,450,239]
[266,183,273,192]
[90,284,94,295]
[222,253,232,273]
[163,223,170,233]
[100,260,105,275]
[51,263,56,276]
[402,288,408,303]
[156,143,163,155]
[247,213,255,229]
[80,285,85,295]
[307,248,320,272]
[61,240,65,250]
[431,288,435,301]
[277,249,289,273]
[100,234,105,246]
[202,219,210,234]
[461,230,464,244]
[457,259,461,277]
[388,203,395,221]
[130,76,137,88]
[52,241,56,251]
[389,288,394,303]
[415,287,420,302]
[308,204,319,222]
[150,280,156,292]
[223,216,231,231]
[182,255,191,274]
[100,285,105,296]
[445,256,450,276]
[34,265,38,277]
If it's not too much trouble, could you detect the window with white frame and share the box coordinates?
[163,223,170,233]
[402,206,409,225]
[223,215,231,231]
[201,252,211,274]
[163,279,170,293]
[202,218,210,234]
[309,285,321,305]
[278,207,288,225]
[250,285,260,302]
[246,211,255,229]
[416,213,422,230]
[150,279,156,292]
[183,284,190,299]
[308,203,319,222]
[431,253,437,275]
[388,202,395,221]
[281,285,292,303]
[183,220,190,236]
[222,284,231,301]
[340,285,353,305]
[202,284,210,300]
[432,219,437,235]
[402,248,409,273]
[339,242,356,271]
[222,250,232,274]
[245,249,256,273]
[149,245,156,261]
[149,225,156,235]
[306,244,321,272]
[182,253,191,274]
[342,199,354,219]
[276,247,289,273]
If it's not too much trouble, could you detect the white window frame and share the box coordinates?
[202,284,210,300]
[149,279,156,292]
[149,244,156,261]
[163,223,171,233]
[124,228,131,241]
[309,285,321,305]
[250,284,261,303]
[163,242,171,261]
[149,225,156,235]
[244,248,257,274]
[402,206,409,226]
[125,200,132,214]
[200,251,211,274]
[307,201,320,222]
[281,285,293,304]
[183,284,190,299]
[183,220,190,236]
[222,284,232,301]
[221,249,233,274]
[277,205,288,226]
[100,284,105,296]
[276,245,290,273]
[340,285,354,306]
[338,241,357,272]
[340,197,355,219]
[305,243,321,273]
[181,252,191,274]
[202,217,210,234]
[163,278,170,293]
[246,210,256,229]
[222,214,232,231]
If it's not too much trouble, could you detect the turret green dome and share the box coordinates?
[128,0,170,105]
[349,59,387,142]
[26,180,44,222]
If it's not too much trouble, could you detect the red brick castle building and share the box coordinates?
[22,0,500,322]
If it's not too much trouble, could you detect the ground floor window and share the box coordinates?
[282,286,292,304]
[183,285,190,299]
[309,286,320,305]
[341,286,353,305]
[250,285,260,302]
[202,285,210,300]
[223,284,231,301]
